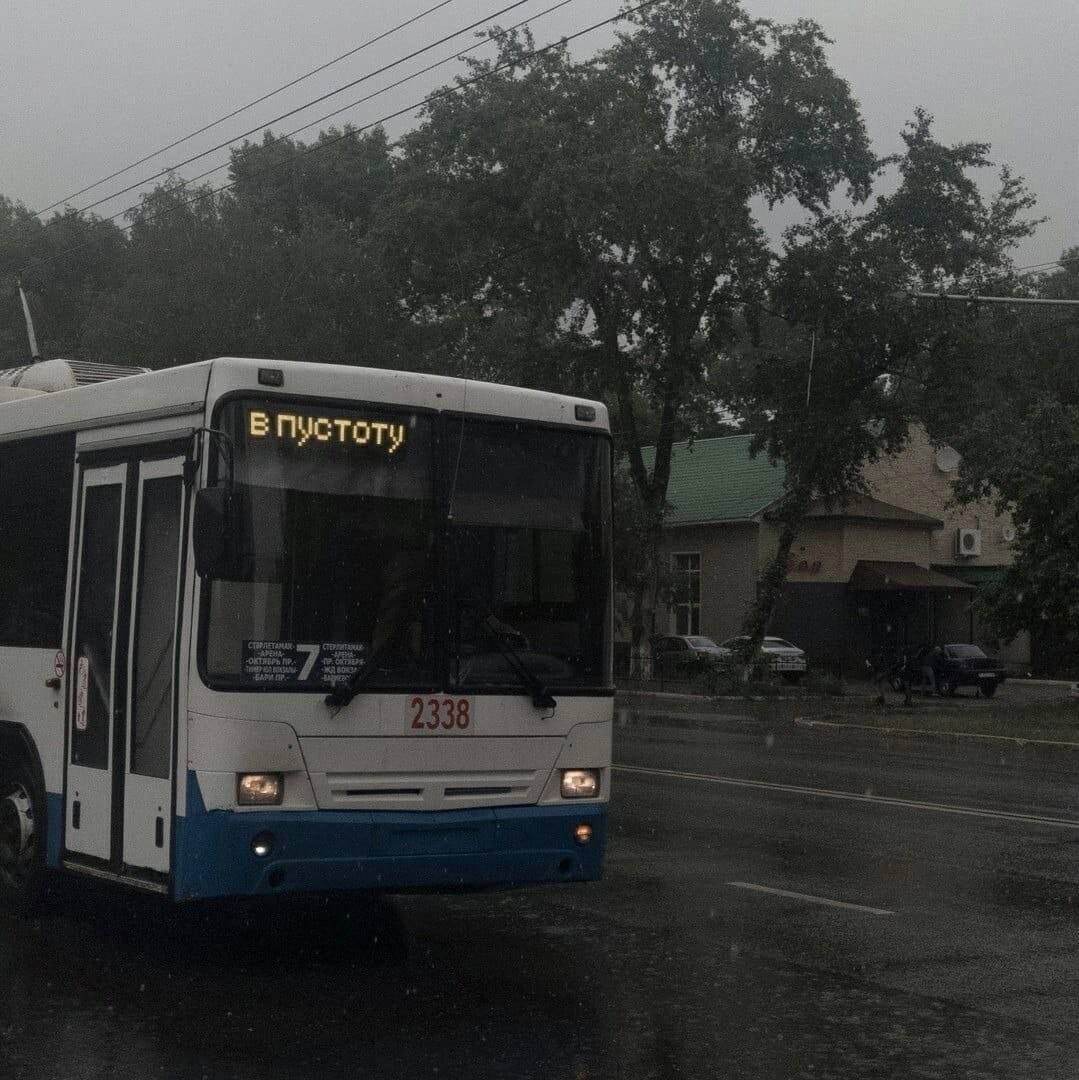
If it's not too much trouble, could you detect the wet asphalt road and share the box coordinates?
[3,700,1079,1080]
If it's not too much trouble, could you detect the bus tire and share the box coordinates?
[0,750,48,916]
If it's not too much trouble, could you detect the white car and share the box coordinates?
[718,636,807,682]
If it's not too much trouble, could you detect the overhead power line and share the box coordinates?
[34,0,461,216]
[23,0,578,246]
[1008,255,1079,278]
[1013,258,1065,274]
[157,0,579,201]
[49,0,538,224]
[912,291,1079,308]
[12,0,649,277]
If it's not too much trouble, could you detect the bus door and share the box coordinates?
[65,453,187,880]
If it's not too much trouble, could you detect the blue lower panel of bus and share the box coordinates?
[46,793,64,869]
[173,784,606,901]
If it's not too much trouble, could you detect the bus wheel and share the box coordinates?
[0,759,46,915]
[980,680,998,699]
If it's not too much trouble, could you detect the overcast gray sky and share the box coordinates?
[2,1,1076,266]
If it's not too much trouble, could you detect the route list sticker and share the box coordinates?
[242,641,366,684]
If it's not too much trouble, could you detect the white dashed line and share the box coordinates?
[727,881,894,915]
[613,764,1079,829]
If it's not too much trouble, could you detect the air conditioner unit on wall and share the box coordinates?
[955,527,981,558]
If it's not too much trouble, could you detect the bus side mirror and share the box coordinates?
[193,487,233,578]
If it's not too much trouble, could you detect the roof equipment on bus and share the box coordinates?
[0,358,150,396]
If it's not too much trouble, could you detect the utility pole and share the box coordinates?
[17,278,41,360]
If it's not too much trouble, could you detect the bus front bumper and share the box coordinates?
[172,802,606,901]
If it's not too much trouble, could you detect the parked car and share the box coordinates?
[912,643,1008,698]
[650,634,726,676]
[717,635,808,683]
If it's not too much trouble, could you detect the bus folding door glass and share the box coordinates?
[72,485,123,769]
[130,476,183,779]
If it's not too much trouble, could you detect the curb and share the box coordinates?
[616,690,712,704]
[1010,678,1077,689]
[615,689,812,705]
[794,715,1079,752]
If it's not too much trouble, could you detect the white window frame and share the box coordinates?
[670,551,702,636]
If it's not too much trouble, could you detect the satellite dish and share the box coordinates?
[1001,523,1017,544]
[935,445,961,473]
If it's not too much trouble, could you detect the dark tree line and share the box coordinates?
[920,252,1079,673]
[1,0,1058,660]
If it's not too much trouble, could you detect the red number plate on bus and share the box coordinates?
[408,697,475,734]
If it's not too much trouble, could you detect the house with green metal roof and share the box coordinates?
[642,434,787,525]
[639,429,1028,673]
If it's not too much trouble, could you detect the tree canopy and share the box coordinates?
[381,1,877,506]
[0,0,1052,657]
[727,109,1038,649]
[920,252,1079,672]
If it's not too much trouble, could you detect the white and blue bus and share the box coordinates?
[0,357,612,909]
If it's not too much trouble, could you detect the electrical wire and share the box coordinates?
[53,0,539,222]
[1012,255,1079,278]
[10,0,651,277]
[19,0,579,251]
[160,0,579,199]
[33,0,461,216]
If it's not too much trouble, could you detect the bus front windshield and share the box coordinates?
[201,399,611,693]
[448,418,610,691]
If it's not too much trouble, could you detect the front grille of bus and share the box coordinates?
[319,769,539,810]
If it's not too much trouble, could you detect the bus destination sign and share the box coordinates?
[242,641,366,684]
[247,408,407,454]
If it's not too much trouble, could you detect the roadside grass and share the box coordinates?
[812,695,1079,744]
[617,680,1079,744]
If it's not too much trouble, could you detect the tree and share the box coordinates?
[82,128,410,369]
[377,0,878,656]
[727,109,1038,656]
[0,198,127,366]
[921,251,1079,673]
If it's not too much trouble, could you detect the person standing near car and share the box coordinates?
[921,645,943,695]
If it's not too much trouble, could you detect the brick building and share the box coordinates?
[651,429,1028,673]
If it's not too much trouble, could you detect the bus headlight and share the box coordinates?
[560,769,599,799]
[237,772,284,806]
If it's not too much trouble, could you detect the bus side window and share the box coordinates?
[0,434,75,648]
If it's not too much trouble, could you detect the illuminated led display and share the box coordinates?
[247,408,406,454]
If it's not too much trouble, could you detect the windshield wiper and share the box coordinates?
[471,611,557,711]
[323,638,398,710]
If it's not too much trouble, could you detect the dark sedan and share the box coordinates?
[923,643,1008,697]
[650,634,726,676]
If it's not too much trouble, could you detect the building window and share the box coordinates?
[671,552,701,635]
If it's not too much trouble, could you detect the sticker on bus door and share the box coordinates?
[75,656,89,731]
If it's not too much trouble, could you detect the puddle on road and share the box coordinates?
[993,873,1079,911]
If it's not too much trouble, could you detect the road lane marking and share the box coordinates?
[612,764,1079,829]
[727,881,894,916]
